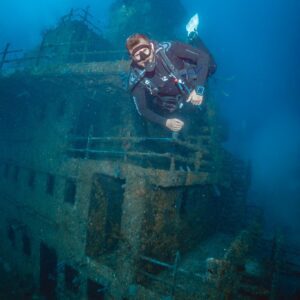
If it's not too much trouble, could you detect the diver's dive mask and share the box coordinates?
[131,44,152,62]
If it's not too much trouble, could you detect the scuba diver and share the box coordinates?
[127,14,217,133]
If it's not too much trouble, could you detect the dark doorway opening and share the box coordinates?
[86,174,125,261]
[64,178,77,204]
[64,264,80,293]
[40,242,57,300]
[22,233,31,256]
[87,279,106,300]
[7,225,16,247]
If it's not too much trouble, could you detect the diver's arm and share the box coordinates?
[132,86,167,126]
[171,41,210,86]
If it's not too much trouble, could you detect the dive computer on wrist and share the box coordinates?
[195,85,205,96]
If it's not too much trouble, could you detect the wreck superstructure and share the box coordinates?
[0,8,298,300]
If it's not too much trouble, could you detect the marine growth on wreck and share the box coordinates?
[0,1,299,299]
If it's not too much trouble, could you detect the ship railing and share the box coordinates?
[138,252,206,298]
[0,41,127,74]
[0,43,25,72]
[0,5,127,73]
[66,132,212,172]
[60,7,102,35]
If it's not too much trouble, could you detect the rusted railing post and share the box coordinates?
[170,251,181,298]
[85,125,94,159]
[0,43,10,71]
[170,156,175,172]
[82,31,91,63]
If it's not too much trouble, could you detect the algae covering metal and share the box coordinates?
[0,5,284,300]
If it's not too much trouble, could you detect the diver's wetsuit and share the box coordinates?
[129,40,216,127]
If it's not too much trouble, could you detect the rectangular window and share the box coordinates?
[57,100,66,118]
[22,233,31,256]
[64,178,77,204]
[64,265,80,293]
[13,166,20,182]
[28,170,36,189]
[38,103,47,121]
[46,174,55,196]
[3,163,10,179]
[7,225,16,247]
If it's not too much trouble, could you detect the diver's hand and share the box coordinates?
[187,89,203,105]
[166,118,184,132]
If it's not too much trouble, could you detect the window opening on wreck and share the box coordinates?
[13,166,20,182]
[28,170,36,189]
[46,174,55,196]
[87,279,107,300]
[64,178,77,204]
[86,174,125,264]
[7,225,16,247]
[22,233,31,256]
[57,99,66,118]
[38,103,47,121]
[3,163,10,179]
[64,264,80,293]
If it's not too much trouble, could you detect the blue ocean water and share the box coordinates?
[0,0,300,299]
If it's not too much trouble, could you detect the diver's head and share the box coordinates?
[126,33,156,71]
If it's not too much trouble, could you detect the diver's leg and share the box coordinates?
[187,33,217,76]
